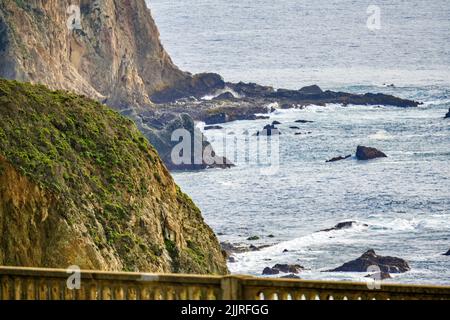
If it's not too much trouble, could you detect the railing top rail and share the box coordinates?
[0,266,223,285]
[237,276,450,294]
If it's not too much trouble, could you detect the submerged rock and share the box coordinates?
[295,119,314,123]
[204,125,224,130]
[320,221,368,232]
[365,272,392,280]
[326,155,352,163]
[356,146,387,160]
[329,249,410,273]
[281,274,301,279]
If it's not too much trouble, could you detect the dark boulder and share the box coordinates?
[214,92,236,101]
[273,264,304,274]
[204,112,229,125]
[356,146,387,160]
[443,249,450,256]
[445,108,450,118]
[329,249,410,273]
[272,120,282,125]
[326,155,352,163]
[257,124,281,136]
[298,85,323,95]
[262,264,304,275]
[263,267,280,275]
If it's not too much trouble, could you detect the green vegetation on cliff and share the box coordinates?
[0,79,227,274]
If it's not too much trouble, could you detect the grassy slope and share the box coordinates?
[0,78,227,274]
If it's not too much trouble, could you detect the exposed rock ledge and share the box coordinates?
[150,76,421,127]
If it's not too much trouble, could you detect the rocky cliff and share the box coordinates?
[0,0,187,109]
[0,78,228,274]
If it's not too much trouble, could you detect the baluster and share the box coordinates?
[206,288,217,300]
[38,280,49,300]
[14,278,22,300]
[114,286,125,300]
[50,280,61,300]
[153,287,163,300]
[1,276,11,300]
[140,286,151,300]
[176,287,188,300]
[25,279,36,300]
[279,291,290,300]
[127,286,138,300]
[101,285,112,300]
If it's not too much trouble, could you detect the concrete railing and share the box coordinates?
[1,266,450,300]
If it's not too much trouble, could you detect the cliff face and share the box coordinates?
[0,78,228,274]
[0,0,188,109]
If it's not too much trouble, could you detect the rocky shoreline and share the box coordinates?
[133,75,420,170]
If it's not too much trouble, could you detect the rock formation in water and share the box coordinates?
[445,108,450,118]
[356,146,387,160]
[329,249,410,273]
[0,78,228,274]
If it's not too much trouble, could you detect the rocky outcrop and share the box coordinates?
[138,113,234,170]
[263,264,304,275]
[356,146,387,160]
[150,73,225,103]
[329,250,410,273]
[0,79,228,274]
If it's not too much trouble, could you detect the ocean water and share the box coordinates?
[148,0,450,285]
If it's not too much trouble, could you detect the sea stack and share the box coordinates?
[356,146,388,160]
